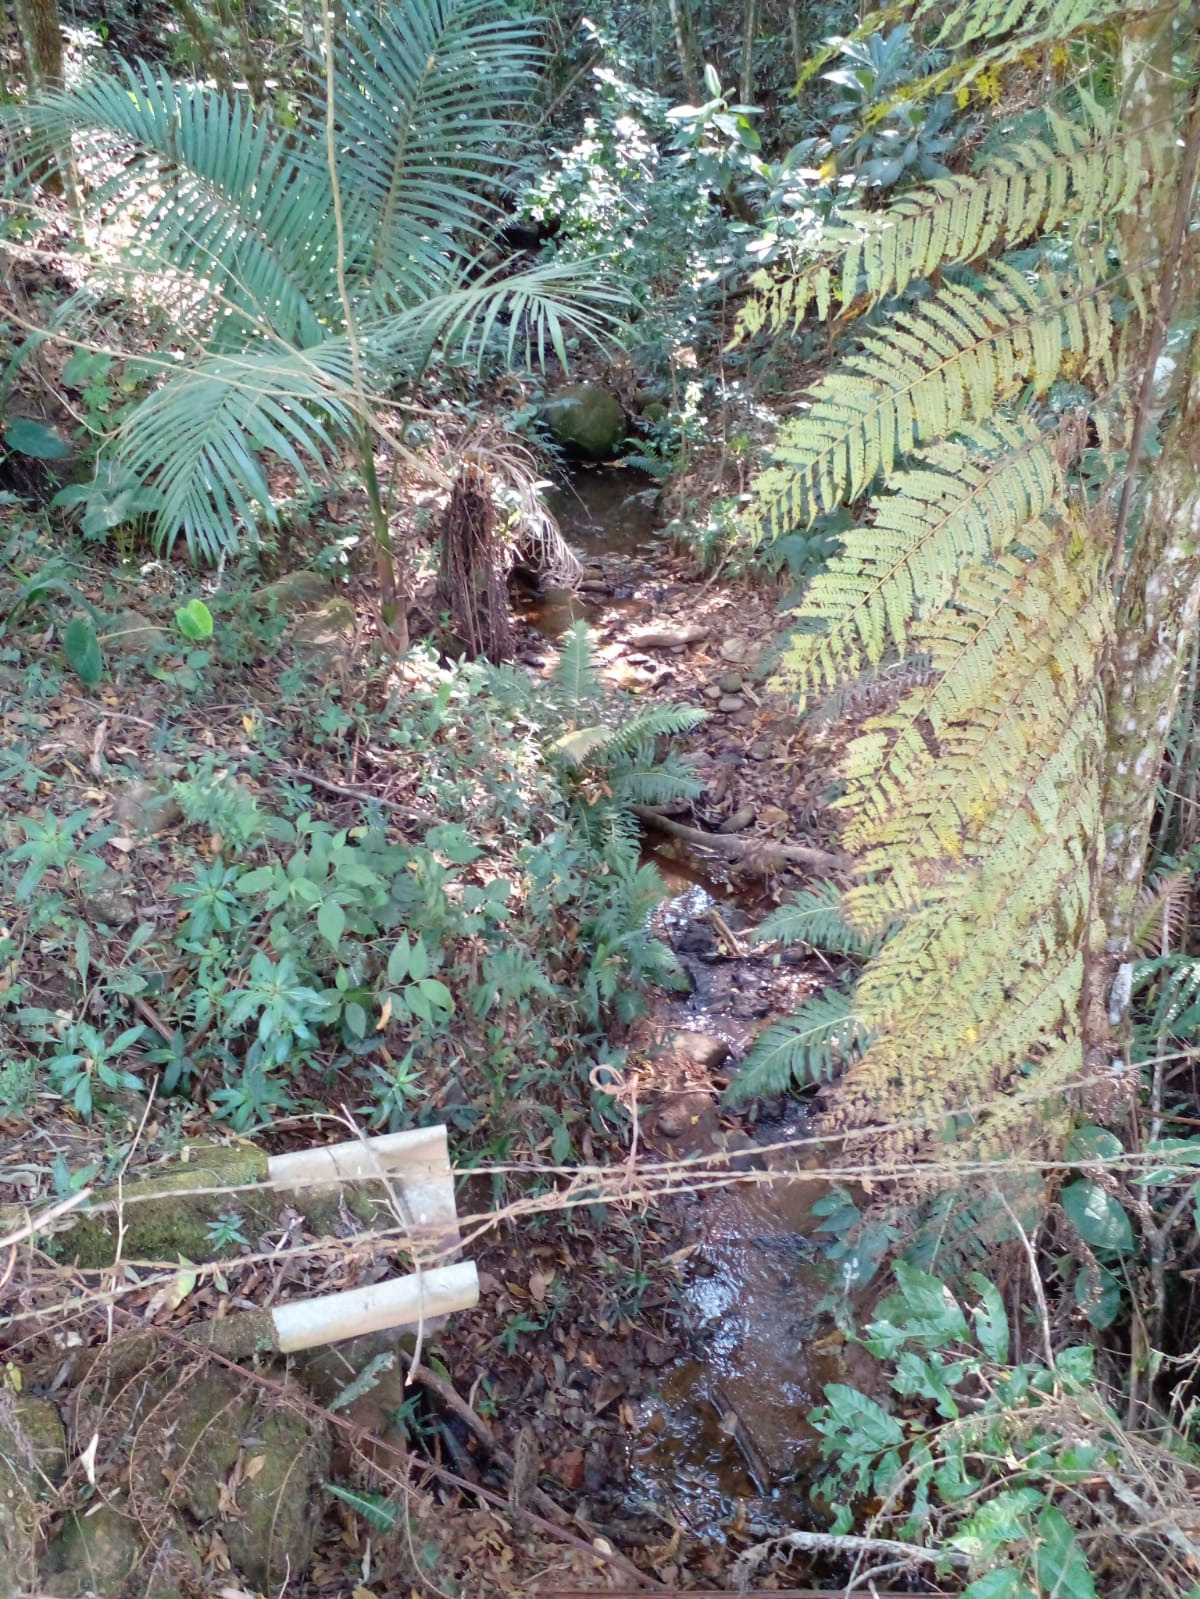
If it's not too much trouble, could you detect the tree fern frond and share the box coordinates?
[725,989,868,1102]
[839,519,1112,891]
[610,762,705,808]
[914,0,1121,51]
[754,882,881,958]
[753,261,1118,538]
[1131,856,1199,956]
[117,344,358,559]
[736,115,1153,339]
[773,416,1063,699]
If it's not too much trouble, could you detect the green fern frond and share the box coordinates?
[609,754,706,808]
[592,706,708,758]
[725,988,868,1102]
[551,621,605,718]
[754,882,880,958]
[736,115,1152,339]
[773,416,1063,699]
[753,260,1117,538]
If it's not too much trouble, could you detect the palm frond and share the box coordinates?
[375,258,627,375]
[331,0,541,305]
[117,343,359,558]
[18,66,336,348]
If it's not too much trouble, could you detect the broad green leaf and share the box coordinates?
[344,1001,368,1039]
[886,1261,970,1342]
[317,898,345,950]
[407,936,430,981]
[237,866,277,894]
[4,418,72,459]
[1033,1506,1096,1599]
[1061,1180,1133,1254]
[63,618,102,686]
[821,1384,904,1451]
[1064,1124,1122,1162]
[949,1488,1042,1560]
[1073,1264,1122,1328]
[962,1571,1035,1599]
[417,977,454,1012]
[967,1272,1010,1363]
[175,598,214,640]
[387,937,411,984]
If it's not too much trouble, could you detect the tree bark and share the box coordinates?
[13,0,64,92]
[740,0,758,107]
[666,0,702,102]
[14,0,76,201]
[1082,3,1200,1117]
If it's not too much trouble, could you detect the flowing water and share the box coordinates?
[525,471,860,1539]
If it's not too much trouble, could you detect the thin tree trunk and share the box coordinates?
[740,0,758,106]
[789,2,805,83]
[13,0,63,92]
[1082,3,1200,1118]
[14,0,77,204]
[666,0,702,101]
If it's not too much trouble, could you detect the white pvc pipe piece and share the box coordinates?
[271,1261,480,1353]
[267,1126,459,1234]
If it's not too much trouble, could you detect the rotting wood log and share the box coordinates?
[633,805,850,875]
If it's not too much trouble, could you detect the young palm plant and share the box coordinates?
[14,0,623,644]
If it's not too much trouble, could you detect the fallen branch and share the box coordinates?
[633,805,850,875]
[733,1527,971,1589]
[409,1361,569,1528]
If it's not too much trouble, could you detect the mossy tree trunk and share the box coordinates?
[1082,4,1200,1118]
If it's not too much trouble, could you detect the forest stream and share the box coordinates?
[522,469,861,1540]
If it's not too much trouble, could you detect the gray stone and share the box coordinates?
[100,610,161,656]
[668,1030,731,1071]
[110,780,183,837]
[718,672,744,694]
[718,636,749,663]
[702,684,723,701]
[255,569,331,614]
[81,875,138,927]
[718,695,744,713]
[541,385,627,460]
[42,1506,141,1598]
[289,599,356,672]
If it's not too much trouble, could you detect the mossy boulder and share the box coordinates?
[160,1372,330,1591]
[0,1395,67,1598]
[41,1505,143,1597]
[542,384,627,460]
